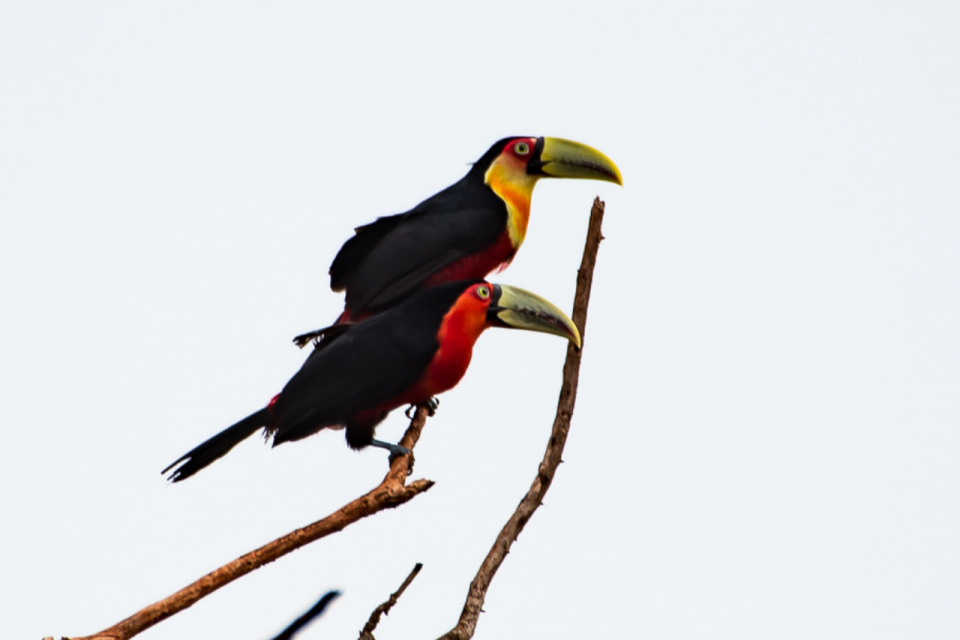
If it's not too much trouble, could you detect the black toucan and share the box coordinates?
[327,137,620,323]
[163,281,580,482]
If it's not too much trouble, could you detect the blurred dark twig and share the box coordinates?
[270,590,342,640]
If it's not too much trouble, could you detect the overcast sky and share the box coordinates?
[2,2,959,639]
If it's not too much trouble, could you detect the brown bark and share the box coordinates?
[63,409,433,640]
[358,563,424,640]
[437,197,606,640]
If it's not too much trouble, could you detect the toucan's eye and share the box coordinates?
[514,142,530,155]
[476,285,490,299]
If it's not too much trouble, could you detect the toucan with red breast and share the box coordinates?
[163,280,580,482]
[318,136,620,328]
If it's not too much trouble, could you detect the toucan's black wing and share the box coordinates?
[270,286,470,444]
[328,179,506,317]
[329,214,405,292]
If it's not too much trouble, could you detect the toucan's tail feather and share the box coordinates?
[162,408,270,483]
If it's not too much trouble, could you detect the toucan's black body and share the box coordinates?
[163,280,581,483]
[327,136,622,321]
[272,282,470,445]
[329,141,516,319]
[164,282,474,482]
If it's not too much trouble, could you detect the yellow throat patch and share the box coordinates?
[484,156,540,248]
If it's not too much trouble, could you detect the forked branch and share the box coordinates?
[437,197,606,640]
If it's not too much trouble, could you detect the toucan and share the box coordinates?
[163,280,580,482]
[325,136,620,324]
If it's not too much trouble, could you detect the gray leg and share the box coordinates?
[369,439,411,457]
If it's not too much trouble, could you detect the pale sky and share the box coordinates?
[2,2,959,639]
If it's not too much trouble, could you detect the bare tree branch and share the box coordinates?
[53,196,607,640]
[437,197,606,640]
[358,563,424,640]
[63,409,433,640]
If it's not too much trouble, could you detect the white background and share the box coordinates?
[2,2,958,639]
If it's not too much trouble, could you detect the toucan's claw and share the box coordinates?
[404,398,438,419]
[393,449,415,474]
[292,330,324,349]
[422,397,440,416]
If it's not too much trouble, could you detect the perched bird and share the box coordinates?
[163,281,580,482]
[326,136,620,323]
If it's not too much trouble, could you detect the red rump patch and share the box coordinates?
[267,394,281,414]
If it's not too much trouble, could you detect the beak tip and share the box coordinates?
[607,166,624,187]
[568,325,583,349]
[490,284,582,349]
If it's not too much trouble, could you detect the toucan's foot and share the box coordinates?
[370,438,414,473]
[292,329,325,349]
[406,397,440,418]
[370,438,410,458]
[394,449,415,474]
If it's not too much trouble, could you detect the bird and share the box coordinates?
[319,136,620,327]
[163,280,580,482]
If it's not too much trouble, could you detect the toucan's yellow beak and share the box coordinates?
[487,284,581,348]
[528,137,623,186]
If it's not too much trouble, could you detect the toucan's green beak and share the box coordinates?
[527,137,623,185]
[486,284,581,348]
